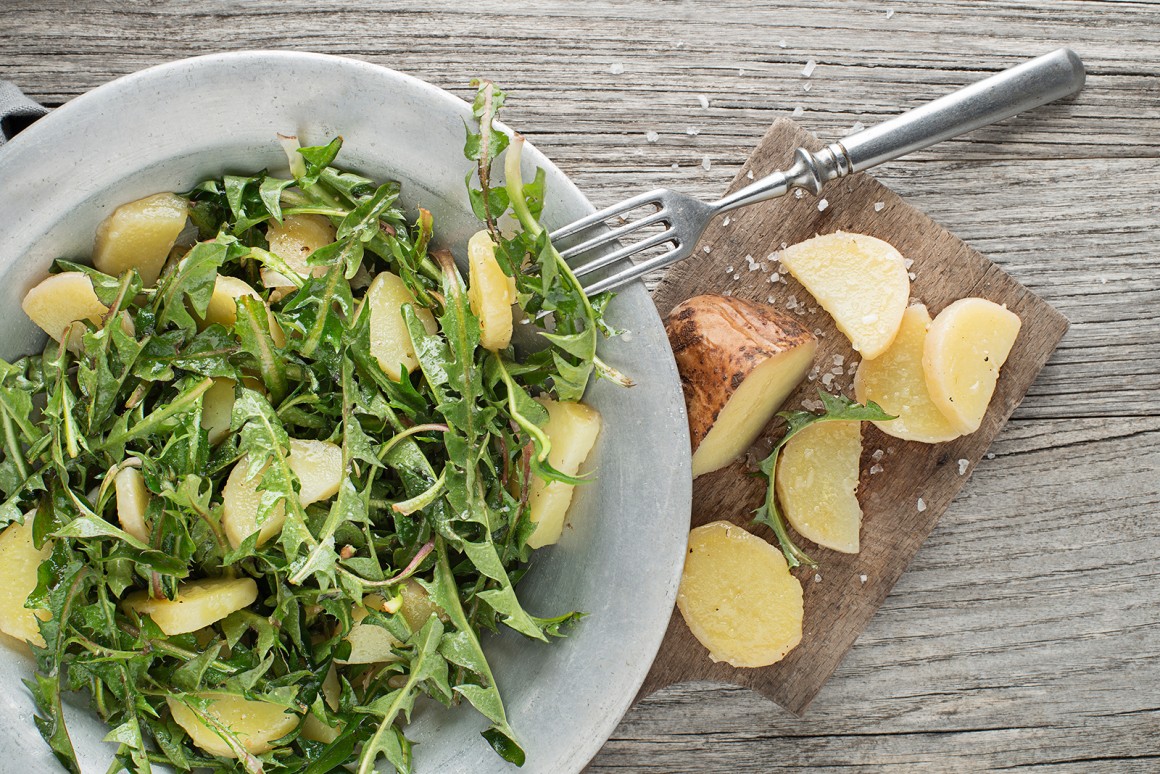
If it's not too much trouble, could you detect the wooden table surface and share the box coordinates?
[3,1,1158,771]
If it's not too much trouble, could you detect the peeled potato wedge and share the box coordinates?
[923,298,1022,434]
[266,214,336,278]
[665,294,817,478]
[123,577,258,636]
[167,693,298,758]
[677,521,803,668]
[115,466,152,543]
[200,377,236,445]
[467,230,517,351]
[776,420,863,553]
[338,594,403,665]
[93,192,189,286]
[778,231,909,359]
[526,398,602,549]
[221,438,343,549]
[21,271,109,344]
[853,304,963,443]
[201,276,286,347]
[0,517,52,647]
[366,271,438,382]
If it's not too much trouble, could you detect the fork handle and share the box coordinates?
[713,48,1085,213]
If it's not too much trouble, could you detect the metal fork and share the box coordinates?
[554,48,1085,296]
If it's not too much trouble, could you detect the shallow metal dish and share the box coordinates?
[0,52,690,773]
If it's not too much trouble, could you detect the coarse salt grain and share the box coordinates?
[850,121,865,133]
[672,163,679,169]
[886,8,895,18]
[723,216,731,226]
[817,199,829,212]
[792,106,804,117]
[908,271,917,281]
[822,373,834,387]
[733,273,741,280]
[779,39,788,48]
[747,170,755,179]
[698,94,710,109]
[794,189,804,199]
[831,365,844,375]
[871,448,884,461]
[609,63,625,75]
[702,156,711,171]
[833,354,845,366]
[814,573,822,583]
[874,201,885,212]
[859,574,868,584]
[986,452,996,460]
[957,458,969,475]
[645,130,659,143]
[686,126,700,136]
[916,497,927,512]
[803,83,812,92]
[725,266,734,273]
[904,258,914,269]
[870,463,884,475]
[802,59,817,77]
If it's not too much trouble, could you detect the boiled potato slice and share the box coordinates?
[264,213,336,284]
[526,398,602,549]
[221,439,343,548]
[778,232,909,359]
[776,421,863,553]
[21,271,109,344]
[301,713,341,744]
[338,594,402,664]
[114,466,152,543]
[466,230,517,351]
[0,517,52,647]
[123,577,257,636]
[677,521,803,668]
[853,304,962,443]
[166,693,298,758]
[666,294,817,478]
[366,271,438,382]
[923,298,1022,434]
[200,377,236,445]
[397,578,444,631]
[201,276,286,347]
[93,192,188,286]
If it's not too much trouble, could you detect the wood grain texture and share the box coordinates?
[2,0,1158,771]
[641,118,1068,715]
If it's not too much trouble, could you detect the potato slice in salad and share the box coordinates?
[262,213,337,289]
[0,517,52,648]
[366,270,438,382]
[467,230,517,351]
[21,271,109,345]
[114,466,152,543]
[123,577,257,636]
[200,377,236,445]
[93,192,188,286]
[526,398,602,549]
[200,275,286,347]
[166,693,298,758]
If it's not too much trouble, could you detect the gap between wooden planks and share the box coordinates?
[637,118,1069,716]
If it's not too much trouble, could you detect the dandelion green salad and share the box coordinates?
[0,82,622,773]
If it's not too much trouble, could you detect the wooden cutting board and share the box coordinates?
[636,118,1068,716]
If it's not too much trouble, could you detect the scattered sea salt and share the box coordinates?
[850,121,865,133]
[675,40,686,48]
[909,271,917,281]
[792,106,804,118]
[859,574,868,584]
[833,354,845,366]
[885,8,895,18]
[747,170,755,179]
[698,94,710,109]
[672,163,679,169]
[904,258,914,269]
[733,273,741,280]
[871,448,884,462]
[609,63,625,75]
[723,216,731,226]
[817,198,829,212]
[802,83,812,92]
[1099,276,1108,284]
[802,59,817,78]
[869,463,884,475]
[831,365,843,375]
[916,497,927,512]
[686,126,700,136]
[874,201,885,212]
[814,573,822,583]
[957,458,969,475]
[822,373,834,387]
[703,245,711,253]
[778,39,788,48]
[725,266,734,274]
[986,452,996,460]
[645,130,659,143]
[702,155,712,171]
[794,189,804,199]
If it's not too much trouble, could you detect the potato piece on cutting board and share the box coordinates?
[853,304,963,443]
[776,420,863,553]
[467,230,517,351]
[366,271,439,382]
[923,298,1022,434]
[166,693,298,758]
[527,398,602,549]
[123,577,257,636]
[665,294,817,478]
[778,231,909,359]
[93,192,189,286]
[677,521,803,668]
[0,517,52,647]
[221,438,343,549]
[22,271,109,344]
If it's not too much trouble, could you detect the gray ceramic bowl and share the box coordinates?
[0,52,690,773]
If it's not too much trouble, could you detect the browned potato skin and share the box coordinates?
[665,294,817,451]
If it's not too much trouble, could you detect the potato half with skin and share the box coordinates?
[200,276,286,347]
[221,438,343,549]
[853,304,962,444]
[923,298,1022,434]
[366,271,438,382]
[21,271,109,344]
[677,521,803,668]
[166,693,298,758]
[115,466,152,543]
[123,577,257,636]
[776,420,863,554]
[0,517,52,647]
[93,192,189,286]
[665,295,817,478]
[778,232,909,359]
[467,230,517,351]
[526,398,602,549]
